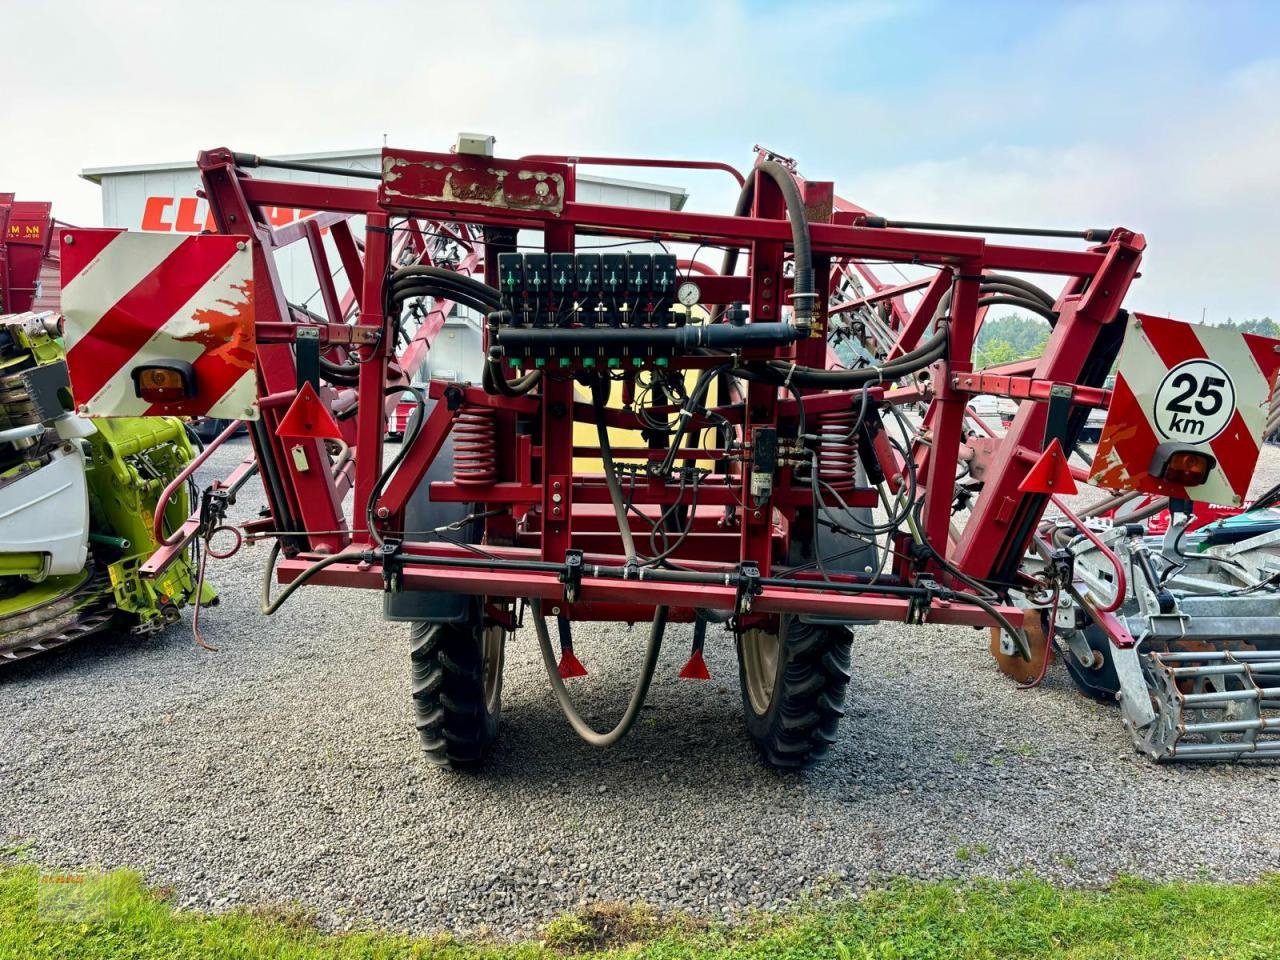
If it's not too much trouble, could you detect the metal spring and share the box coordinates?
[454,405,497,486]
[815,409,857,491]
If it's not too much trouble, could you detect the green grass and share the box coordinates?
[2,864,1279,959]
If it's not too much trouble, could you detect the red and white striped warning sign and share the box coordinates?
[1089,313,1280,504]
[59,229,258,419]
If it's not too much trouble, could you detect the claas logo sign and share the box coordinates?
[139,196,327,234]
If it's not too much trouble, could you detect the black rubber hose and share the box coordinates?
[288,302,362,385]
[935,274,1058,326]
[981,274,1056,308]
[713,161,813,327]
[713,178,757,320]
[482,358,542,397]
[389,284,496,317]
[756,322,949,388]
[493,319,805,354]
[976,296,1058,324]
[756,160,815,328]
[591,376,638,562]
[390,265,503,302]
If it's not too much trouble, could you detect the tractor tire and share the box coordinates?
[735,617,853,769]
[409,617,505,769]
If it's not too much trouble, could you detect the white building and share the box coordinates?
[81,148,687,379]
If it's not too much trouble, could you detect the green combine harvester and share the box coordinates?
[0,195,206,664]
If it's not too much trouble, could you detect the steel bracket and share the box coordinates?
[560,549,584,603]
[380,538,405,593]
[735,563,762,616]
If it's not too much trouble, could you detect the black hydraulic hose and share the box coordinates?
[531,598,668,748]
[248,417,304,552]
[935,274,1058,327]
[390,284,496,318]
[483,357,542,397]
[390,545,1009,615]
[713,177,758,319]
[976,295,1057,324]
[493,319,805,354]
[260,539,367,615]
[980,274,1056,308]
[592,376,639,562]
[365,385,428,549]
[389,266,503,307]
[713,161,813,327]
[756,160,815,329]
[755,321,949,388]
[288,303,362,385]
[655,365,724,478]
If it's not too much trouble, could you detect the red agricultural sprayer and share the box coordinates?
[58,138,1280,768]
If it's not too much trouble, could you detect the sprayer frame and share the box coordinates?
[143,144,1148,634]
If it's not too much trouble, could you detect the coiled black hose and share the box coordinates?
[714,160,814,327]
[936,273,1058,328]
[751,321,950,389]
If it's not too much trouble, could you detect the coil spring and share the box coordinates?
[815,409,857,492]
[454,405,497,486]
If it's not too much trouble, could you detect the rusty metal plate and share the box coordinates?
[380,148,569,216]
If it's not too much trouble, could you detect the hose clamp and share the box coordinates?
[560,549,584,603]
[735,562,762,616]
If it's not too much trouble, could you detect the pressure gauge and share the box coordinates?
[676,281,701,307]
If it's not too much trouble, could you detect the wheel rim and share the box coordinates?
[482,623,505,714]
[741,627,781,714]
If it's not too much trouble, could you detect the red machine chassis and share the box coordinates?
[146,145,1150,635]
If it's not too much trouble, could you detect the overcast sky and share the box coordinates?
[3,0,1276,322]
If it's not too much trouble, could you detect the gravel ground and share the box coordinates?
[3,436,1280,937]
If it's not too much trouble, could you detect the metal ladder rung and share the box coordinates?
[1181,718,1280,735]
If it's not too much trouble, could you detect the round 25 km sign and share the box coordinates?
[1089,314,1280,505]
[1152,359,1235,443]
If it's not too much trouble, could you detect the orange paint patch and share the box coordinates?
[176,279,256,371]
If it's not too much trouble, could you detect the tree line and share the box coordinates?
[973,314,1278,368]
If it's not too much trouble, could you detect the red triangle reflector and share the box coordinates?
[557,648,588,679]
[678,649,711,681]
[276,382,343,440]
[1019,438,1077,495]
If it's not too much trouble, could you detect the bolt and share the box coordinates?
[553,481,561,490]
[376,506,390,519]
[236,241,247,251]
[64,234,74,245]
[551,606,561,616]
[552,493,562,503]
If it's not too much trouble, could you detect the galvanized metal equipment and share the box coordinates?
[53,138,1280,768]
[0,196,209,664]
